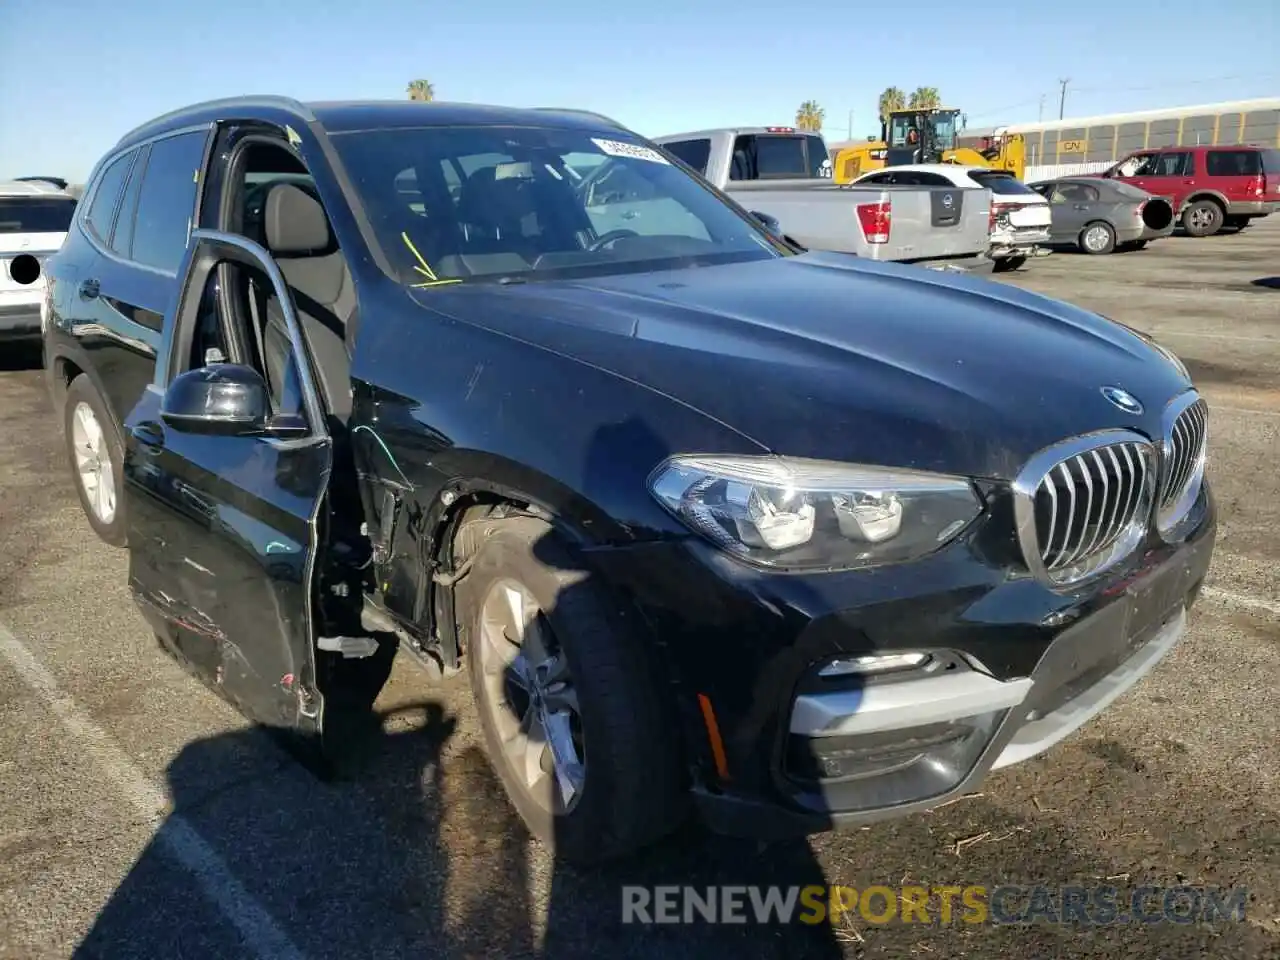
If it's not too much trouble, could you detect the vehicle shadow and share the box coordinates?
[1251,277,1280,290]
[0,342,42,372]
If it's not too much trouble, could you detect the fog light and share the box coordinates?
[818,652,931,677]
[786,708,1006,804]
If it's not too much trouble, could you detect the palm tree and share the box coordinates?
[795,100,825,133]
[908,87,942,111]
[406,79,435,103]
[877,87,906,124]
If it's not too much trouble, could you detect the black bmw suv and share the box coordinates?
[43,96,1215,863]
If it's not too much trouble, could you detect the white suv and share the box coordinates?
[1,180,77,345]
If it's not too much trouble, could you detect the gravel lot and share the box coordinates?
[1,220,1277,959]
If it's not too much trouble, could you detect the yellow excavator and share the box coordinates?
[833,108,1027,182]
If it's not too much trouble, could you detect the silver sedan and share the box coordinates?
[1027,177,1176,255]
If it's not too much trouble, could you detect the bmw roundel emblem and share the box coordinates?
[941,193,954,208]
[1101,386,1144,415]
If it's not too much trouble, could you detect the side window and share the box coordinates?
[110,144,150,258]
[662,139,712,175]
[131,131,209,274]
[1206,150,1261,176]
[804,137,830,178]
[1118,153,1157,177]
[914,173,957,186]
[83,151,133,243]
[1152,152,1191,177]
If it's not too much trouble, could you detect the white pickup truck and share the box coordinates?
[653,127,994,272]
[849,164,1053,271]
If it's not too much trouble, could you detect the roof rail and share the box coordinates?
[532,107,626,129]
[116,95,315,147]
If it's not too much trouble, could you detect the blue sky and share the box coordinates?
[1,0,1276,181]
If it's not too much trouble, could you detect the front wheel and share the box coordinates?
[63,375,127,547]
[456,514,686,864]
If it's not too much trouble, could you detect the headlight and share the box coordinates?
[648,455,982,571]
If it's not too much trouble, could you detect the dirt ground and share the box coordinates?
[1,219,1277,959]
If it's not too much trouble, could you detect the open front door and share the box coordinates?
[121,230,334,736]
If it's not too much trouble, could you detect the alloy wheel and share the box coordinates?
[1084,225,1111,253]
[476,578,586,814]
[71,402,116,524]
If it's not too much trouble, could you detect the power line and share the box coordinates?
[1069,72,1280,95]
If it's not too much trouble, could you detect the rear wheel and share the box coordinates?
[457,514,686,864]
[1079,221,1116,255]
[1182,199,1224,237]
[63,375,127,547]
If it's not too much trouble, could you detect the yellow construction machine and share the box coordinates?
[833,108,1027,182]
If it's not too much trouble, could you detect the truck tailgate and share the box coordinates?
[723,182,992,264]
[855,185,993,263]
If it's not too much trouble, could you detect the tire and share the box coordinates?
[1181,199,1224,237]
[63,375,127,547]
[456,514,686,864]
[1079,221,1117,255]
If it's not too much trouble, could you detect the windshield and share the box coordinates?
[0,197,76,234]
[968,171,1039,196]
[931,114,957,151]
[330,125,784,284]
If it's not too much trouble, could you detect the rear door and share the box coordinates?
[122,231,334,734]
[1203,148,1264,208]
[1143,150,1195,211]
[1042,182,1095,240]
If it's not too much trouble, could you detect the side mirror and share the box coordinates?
[160,363,282,437]
[749,210,783,236]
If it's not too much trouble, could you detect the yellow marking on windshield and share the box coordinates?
[401,230,462,288]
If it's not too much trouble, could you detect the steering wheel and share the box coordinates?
[587,229,641,252]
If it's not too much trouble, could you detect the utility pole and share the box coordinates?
[1038,94,1046,122]
[848,109,853,141]
[1057,78,1070,120]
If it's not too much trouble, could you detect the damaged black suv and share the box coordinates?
[43,97,1215,864]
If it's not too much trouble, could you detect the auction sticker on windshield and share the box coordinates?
[591,138,670,165]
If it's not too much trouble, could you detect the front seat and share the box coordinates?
[259,182,355,424]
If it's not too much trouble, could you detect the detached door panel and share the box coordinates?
[122,233,333,734]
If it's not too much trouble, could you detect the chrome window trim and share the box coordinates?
[1012,429,1157,591]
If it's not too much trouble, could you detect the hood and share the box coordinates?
[409,253,1189,480]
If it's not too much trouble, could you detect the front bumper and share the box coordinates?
[600,481,1216,841]
[0,302,42,342]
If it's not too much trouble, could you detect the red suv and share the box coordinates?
[1098,144,1280,237]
